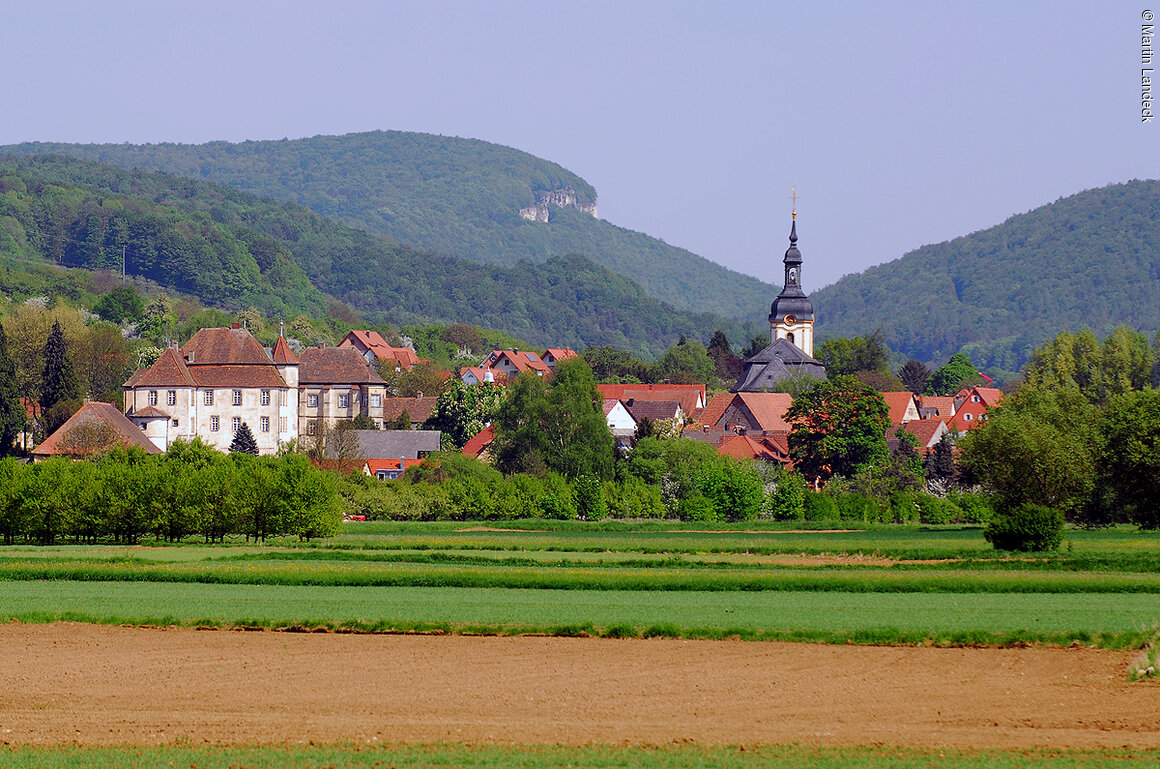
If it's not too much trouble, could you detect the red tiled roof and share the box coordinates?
[716,434,790,463]
[462,424,496,458]
[188,364,287,389]
[33,402,162,457]
[624,399,682,422]
[917,395,956,418]
[461,366,507,385]
[271,336,299,365]
[182,326,272,366]
[382,396,438,424]
[597,383,706,409]
[974,387,1004,407]
[483,350,552,376]
[129,405,169,419]
[129,347,196,388]
[20,397,39,420]
[879,391,917,425]
[339,331,425,369]
[299,347,386,385]
[729,392,794,432]
[692,393,735,428]
[123,369,146,388]
[365,458,425,474]
[904,419,948,447]
[543,348,578,364]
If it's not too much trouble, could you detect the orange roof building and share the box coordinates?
[879,391,920,425]
[338,330,427,371]
[123,325,296,454]
[35,402,162,459]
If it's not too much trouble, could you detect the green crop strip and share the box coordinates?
[3,556,1160,593]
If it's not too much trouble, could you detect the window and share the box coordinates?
[233,390,242,406]
[149,391,158,406]
[167,391,176,406]
[370,393,382,408]
[260,416,270,433]
[211,416,219,431]
[232,416,241,433]
[205,390,214,406]
[172,419,179,427]
[338,394,350,409]
[261,390,270,406]
[307,421,317,435]
[280,417,287,433]
[308,394,319,408]
[971,395,981,403]
[964,413,974,421]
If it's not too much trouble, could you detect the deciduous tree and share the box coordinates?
[785,375,891,483]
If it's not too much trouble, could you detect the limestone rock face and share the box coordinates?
[519,187,598,222]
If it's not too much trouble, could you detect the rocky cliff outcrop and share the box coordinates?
[519,187,598,222]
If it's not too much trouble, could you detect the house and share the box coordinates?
[34,401,162,460]
[949,386,1003,431]
[352,429,441,461]
[364,457,425,480]
[689,392,735,429]
[338,330,427,372]
[602,398,637,446]
[541,348,579,369]
[381,396,439,429]
[917,395,956,421]
[717,392,794,434]
[622,399,683,426]
[596,383,706,414]
[462,424,496,462]
[298,347,389,436]
[123,325,297,454]
[716,432,792,465]
[480,349,552,379]
[460,366,507,386]
[879,392,920,425]
[901,419,950,456]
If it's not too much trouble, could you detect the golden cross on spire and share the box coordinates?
[791,187,797,220]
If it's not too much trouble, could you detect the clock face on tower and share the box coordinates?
[784,314,796,325]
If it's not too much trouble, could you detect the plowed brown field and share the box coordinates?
[1,623,1158,749]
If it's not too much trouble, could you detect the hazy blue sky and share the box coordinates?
[1,1,1152,290]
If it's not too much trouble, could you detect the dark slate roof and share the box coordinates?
[732,338,827,393]
[623,399,682,422]
[352,429,441,460]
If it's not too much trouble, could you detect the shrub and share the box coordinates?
[573,474,606,521]
[768,470,806,521]
[890,491,920,524]
[835,491,883,523]
[915,493,963,525]
[802,491,837,522]
[984,503,1065,552]
[946,490,994,524]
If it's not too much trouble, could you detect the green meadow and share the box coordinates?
[0,521,1157,646]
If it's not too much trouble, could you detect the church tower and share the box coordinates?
[768,210,816,356]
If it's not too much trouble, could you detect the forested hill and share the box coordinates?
[812,180,1160,377]
[1,131,774,320]
[0,155,751,358]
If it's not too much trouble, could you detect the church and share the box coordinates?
[732,212,827,392]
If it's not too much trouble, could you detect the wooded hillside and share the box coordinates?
[1,132,774,320]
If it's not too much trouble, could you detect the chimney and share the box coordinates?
[230,322,240,329]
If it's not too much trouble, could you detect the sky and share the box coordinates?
[0,1,1153,290]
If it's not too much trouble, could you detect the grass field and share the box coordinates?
[0,521,1158,647]
[4,743,1160,769]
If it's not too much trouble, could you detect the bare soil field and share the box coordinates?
[1,623,1157,749]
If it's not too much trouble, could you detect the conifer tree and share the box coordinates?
[39,320,80,416]
[229,422,260,455]
[0,325,26,455]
